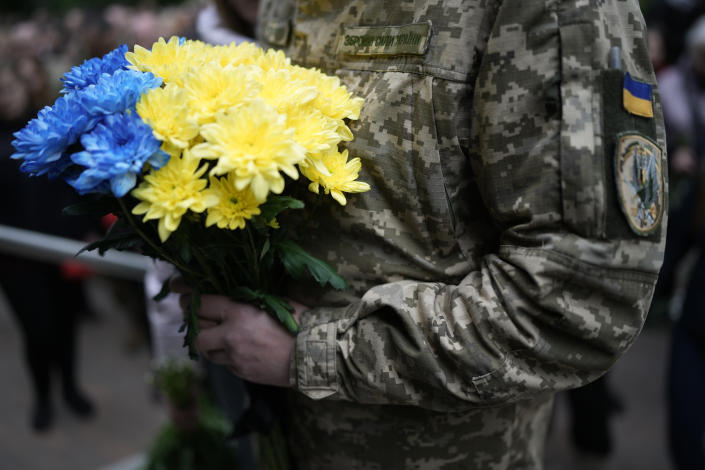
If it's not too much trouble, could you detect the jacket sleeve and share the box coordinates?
[289,0,667,410]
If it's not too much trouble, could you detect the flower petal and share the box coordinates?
[110,172,136,197]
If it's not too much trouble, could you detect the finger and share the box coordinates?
[203,348,230,365]
[194,325,225,353]
[197,294,238,322]
[170,276,191,294]
[287,298,309,323]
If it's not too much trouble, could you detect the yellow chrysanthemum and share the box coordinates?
[182,63,260,125]
[301,148,370,206]
[337,122,354,142]
[314,76,364,120]
[191,99,306,202]
[286,108,340,155]
[132,151,218,242]
[204,173,261,230]
[137,83,199,153]
[256,48,291,71]
[257,69,317,113]
[288,64,320,80]
[211,41,264,68]
[126,37,210,85]
[290,66,364,120]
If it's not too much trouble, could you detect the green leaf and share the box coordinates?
[78,217,141,256]
[275,239,347,290]
[62,195,119,217]
[152,276,172,301]
[179,242,192,264]
[260,247,275,277]
[260,237,271,261]
[229,287,298,334]
[261,294,299,334]
[230,286,261,302]
[257,196,304,222]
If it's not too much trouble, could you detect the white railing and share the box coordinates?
[0,224,149,281]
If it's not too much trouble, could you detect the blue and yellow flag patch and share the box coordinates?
[623,73,654,118]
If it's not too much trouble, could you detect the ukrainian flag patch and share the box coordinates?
[623,73,654,118]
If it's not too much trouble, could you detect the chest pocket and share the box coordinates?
[258,3,495,278]
[332,67,460,256]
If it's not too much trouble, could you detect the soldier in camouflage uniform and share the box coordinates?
[187,0,667,468]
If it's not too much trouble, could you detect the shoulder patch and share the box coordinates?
[614,133,664,237]
[622,73,654,118]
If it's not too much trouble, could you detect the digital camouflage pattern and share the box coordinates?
[256,0,667,468]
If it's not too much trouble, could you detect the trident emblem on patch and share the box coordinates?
[615,133,664,236]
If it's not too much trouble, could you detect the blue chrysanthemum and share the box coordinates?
[78,69,162,116]
[11,94,98,179]
[61,45,129,93]
[67,111,169,197]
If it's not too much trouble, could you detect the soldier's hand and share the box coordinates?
[174,285,305,387]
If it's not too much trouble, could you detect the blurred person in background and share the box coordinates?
[658,14,705,187]
[648,25,668,76]
[564,375,623,458]
[664,173,705,468]
[0,12,97,432]
[0,176,97,432]
[654,15,705,470]
[645,0,705,67]
[196,0,258,45]
[102,2,197,49]
[0,1,200,434]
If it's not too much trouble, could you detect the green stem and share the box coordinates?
[115,197,199,277]
[223,231,257,286]
[191,246,225,293]
[246,225,261,287]
[218,256,235,294]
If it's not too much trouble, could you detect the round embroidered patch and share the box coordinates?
[614,133,664,237]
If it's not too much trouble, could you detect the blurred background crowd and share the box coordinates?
[0,0,704,469]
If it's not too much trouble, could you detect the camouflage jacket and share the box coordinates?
[257,1,666,468]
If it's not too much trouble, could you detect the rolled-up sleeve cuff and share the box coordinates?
[290,319,339,399]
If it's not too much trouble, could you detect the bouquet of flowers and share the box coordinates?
[11,37,369,356]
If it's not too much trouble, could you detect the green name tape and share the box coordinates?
[337,22,431,56]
